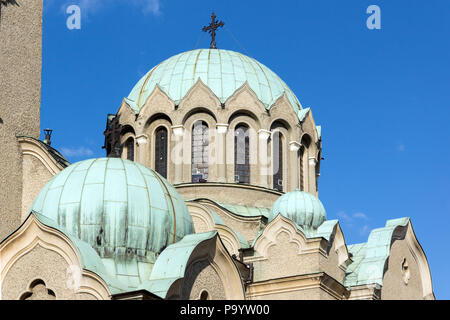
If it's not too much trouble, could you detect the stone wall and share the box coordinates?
[381,234,425,299]
[0,0,43,239]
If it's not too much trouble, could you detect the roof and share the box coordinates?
[126,49,302,113]
[269,189,327,231]
[139,231,218,298]
[14,212,217,296]
[218,202,271,219]
[30,158,194,261]
[18,136,70,168]
[344,217,410,288]
[24,212,129,294]
[251,216,338,247]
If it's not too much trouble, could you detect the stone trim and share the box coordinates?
[246,272,349,300]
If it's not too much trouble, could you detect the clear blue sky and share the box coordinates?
[40,1,450,298]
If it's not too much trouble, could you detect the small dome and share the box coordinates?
[30,158,194,260]
[269,190,326,231]
[126,49,302,113]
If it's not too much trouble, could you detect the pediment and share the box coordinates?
[116,100,137,127]
[225,82,267,113]
[138,85,175,123]
[268,93,300,129]
[178,78,222,111]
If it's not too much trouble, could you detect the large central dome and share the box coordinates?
[126,49,302,113]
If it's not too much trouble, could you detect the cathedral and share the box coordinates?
[0,1,434,300]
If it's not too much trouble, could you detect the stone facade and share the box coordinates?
[0,0,43,240]
[0,2,435,300]
[110,81,322,200]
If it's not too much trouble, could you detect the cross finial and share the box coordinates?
[202,12,225,49]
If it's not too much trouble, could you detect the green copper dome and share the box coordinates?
[126,49,302,113]
[270,190,326,231]
[30,158,194,260]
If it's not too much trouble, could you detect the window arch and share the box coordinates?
[272,131,283,192]
[20,279,56,300]
[300,135,311,192]
[234,124,250,184]
[155,127,168,178]
[191,121,209,182]
[199,290,210,300]
[124,138,134,161]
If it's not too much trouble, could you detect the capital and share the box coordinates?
[289,141,301,152]
[216,123,229,134]
[258,129,271,140]
[136,135,148,146]
[309,157,317,167]
[171,125,185,137]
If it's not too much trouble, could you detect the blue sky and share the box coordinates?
[40,1,450,298]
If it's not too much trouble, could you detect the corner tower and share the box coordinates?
[0,0,43,239]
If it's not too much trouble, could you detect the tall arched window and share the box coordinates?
[299,146,305,191]
[234,124,250,184]
[155,127,168,178]
[273,131,283,192]
[192,121,209,182]
[300,136,311,192]
[125,138,134,161]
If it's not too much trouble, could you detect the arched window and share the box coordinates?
[125,138,134,161]
[155,127,168,178]
[273,131,283,192]
[192,121,209,182]
[234,124,250,184]
[199,290,210,300]
[20,279,56,300]
[299,146,305,191]
[300,136,311,192]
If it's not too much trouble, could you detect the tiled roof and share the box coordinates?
[126,49,302,113]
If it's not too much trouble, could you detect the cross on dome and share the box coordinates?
[202,12,225,49]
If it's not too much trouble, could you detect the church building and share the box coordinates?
[0,1,434,300]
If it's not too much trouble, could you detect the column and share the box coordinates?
[171,125,184,184]
[308,157,318,196]
[258,129,271,188]
[216,124,228,183]
[135,135,148,166]
[289,141,301,192]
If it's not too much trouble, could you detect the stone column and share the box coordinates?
[258,129,271,188]
[171,125,184,184]
[289,141,301,192]
[136,135,148,166]
[216,124,229,183]
[308,157,318,196]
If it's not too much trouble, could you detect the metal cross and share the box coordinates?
[202,12,225,49]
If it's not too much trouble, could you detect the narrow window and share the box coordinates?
[300,136,311,192]
[234,125,250,184]
[155,127,168,178]
[192,121,209,182]
[125,138,134,161]
[199,290,210,300]
[299,146,305,191]
[273,131,283,191]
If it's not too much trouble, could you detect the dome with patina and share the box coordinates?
[269,190,326,231]
[126,49,302,113]
[30,158,194,260]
